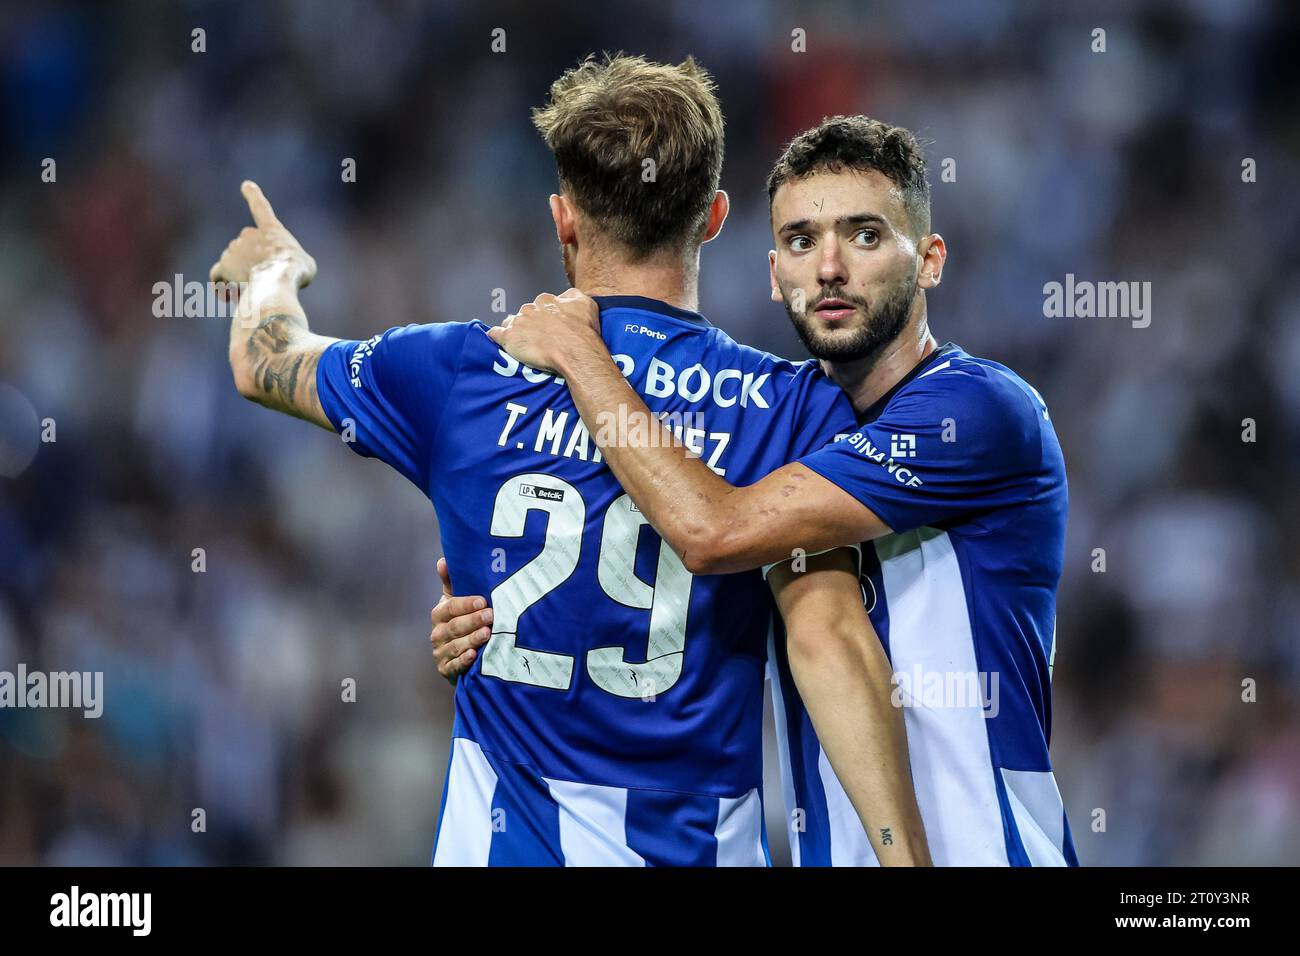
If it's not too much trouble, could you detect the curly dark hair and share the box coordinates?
[766,115,930,236]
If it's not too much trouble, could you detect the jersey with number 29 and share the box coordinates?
[315,295,855,866]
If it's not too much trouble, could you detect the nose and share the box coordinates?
[817,238,847,288]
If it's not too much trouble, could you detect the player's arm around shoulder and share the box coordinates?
[213,181,337,429]
[490,289,888,572]
[768,548,932,866]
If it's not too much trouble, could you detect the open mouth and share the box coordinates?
[813,298,857,322]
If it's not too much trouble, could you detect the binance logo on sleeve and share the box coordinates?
[890,434,917,458]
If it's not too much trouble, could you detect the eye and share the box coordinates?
[852,228,879,246]
[788,235,813,252]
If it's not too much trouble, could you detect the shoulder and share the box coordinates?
[745,346,851,427]
[387,320,480,350]
[329,321,479,392]
[898,351,1045,420]
[703,328,800,372]
[707,333,842,398]
[337,320,480,361]
[378,320,480,372]
[887,350,1051,461]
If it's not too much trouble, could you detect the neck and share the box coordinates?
[823,299,939,416]
[574,248,701,313]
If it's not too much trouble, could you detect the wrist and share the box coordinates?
[250,256,310,289]
[555,326,610,379]
[240,264,305,330]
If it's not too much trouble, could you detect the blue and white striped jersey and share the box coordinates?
[315,295,856,866]
[769,343,1078,866]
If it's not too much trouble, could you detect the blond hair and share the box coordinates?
[533,53,725,259]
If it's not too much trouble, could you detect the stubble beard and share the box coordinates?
[784,277,917,363]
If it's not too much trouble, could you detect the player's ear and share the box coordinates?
[768,250,782,303]
[550,194,578,248]
[700,190,729,244]
[918,233,947,289]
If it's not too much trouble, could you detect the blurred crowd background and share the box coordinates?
[1,0,1297,865]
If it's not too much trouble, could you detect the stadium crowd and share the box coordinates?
[1,1,1296,864]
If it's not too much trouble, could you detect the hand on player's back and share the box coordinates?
[429,558,493,685]
[209,181,317,289]
[487,288,603,375]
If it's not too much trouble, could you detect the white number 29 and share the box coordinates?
[479,473,693,699]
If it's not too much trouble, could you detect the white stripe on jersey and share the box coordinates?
[434,737,767,865]
[772,526,1072,866]
[433,737,498,866]
[544,777,645,866]
[714,790,767,867]
[816,747,878,866]
[1000,768,1069,867]
[877,527,1008,865]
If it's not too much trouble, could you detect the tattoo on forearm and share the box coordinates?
[880,826,894,846]
[244,313,321,420]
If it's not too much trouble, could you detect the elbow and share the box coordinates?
[677,518,741,576]
[681,546,723,577]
